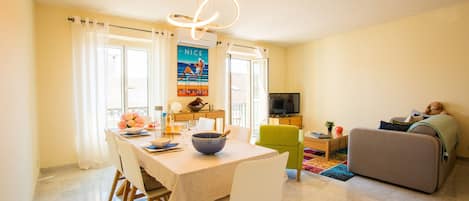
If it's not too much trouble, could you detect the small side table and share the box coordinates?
[303,134,348,160]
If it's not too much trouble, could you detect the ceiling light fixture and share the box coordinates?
[167,0,240,40]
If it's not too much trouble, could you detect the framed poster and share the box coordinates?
[177,45,209,96]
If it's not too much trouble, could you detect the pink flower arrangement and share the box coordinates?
[118,112,145,129]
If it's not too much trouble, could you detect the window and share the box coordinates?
[105,45,150,128]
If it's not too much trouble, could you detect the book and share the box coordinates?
[309,132,332,139]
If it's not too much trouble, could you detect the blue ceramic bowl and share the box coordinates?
[192,133,226,155]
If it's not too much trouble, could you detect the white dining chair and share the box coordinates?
[115,138,171,201]
[229,152,289,201]
[225,125,251,143]
[197,117,216,131]
[104,129,126,201]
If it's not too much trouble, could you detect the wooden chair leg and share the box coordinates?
[127,186,137,201]
[108,170,121,201]
[122,181,131,201]
[296,168,301,181]
[116,180,127,196]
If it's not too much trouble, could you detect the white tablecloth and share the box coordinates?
[115,131,277,201]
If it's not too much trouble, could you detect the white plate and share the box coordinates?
[143,143,182,153]
[120,131,150,138]
[123,127,144,134]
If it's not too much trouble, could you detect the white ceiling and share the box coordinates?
[37,0,467,46]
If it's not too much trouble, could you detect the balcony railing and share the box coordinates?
[231,103,247,127]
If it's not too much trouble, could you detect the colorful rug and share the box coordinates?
[302,148,355,181]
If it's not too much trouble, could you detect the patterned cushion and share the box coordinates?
[379,121,411,132]
[391,119,414,126]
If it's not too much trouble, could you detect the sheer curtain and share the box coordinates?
[71,17,109,169]
[149,30,171,115]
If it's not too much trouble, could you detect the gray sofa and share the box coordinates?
[348,117,457,193]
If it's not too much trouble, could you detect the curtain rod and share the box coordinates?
[67,17,174,37]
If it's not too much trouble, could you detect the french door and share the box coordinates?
[105,45,150,128]
[227,56,269,140]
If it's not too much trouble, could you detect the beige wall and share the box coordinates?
[0,0,37,200]
[35,3,287,168]
[286,2,469,157]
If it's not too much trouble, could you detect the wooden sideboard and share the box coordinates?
[173,110,225,130]
[268,115,303,128]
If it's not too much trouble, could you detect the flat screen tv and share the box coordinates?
[269,93,300,115]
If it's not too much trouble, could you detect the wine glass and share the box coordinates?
[177,122,189,146]
[188,120,197,131]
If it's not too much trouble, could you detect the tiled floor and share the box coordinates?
[35,160,469,201]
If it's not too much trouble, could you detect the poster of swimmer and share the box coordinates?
[177,45,209,96]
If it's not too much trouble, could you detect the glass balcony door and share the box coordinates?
[105,45,150,128]
[228,57,269,141]
[229,58,251,128]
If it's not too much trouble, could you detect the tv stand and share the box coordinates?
[271,114,291,118]
[268,115,302,128]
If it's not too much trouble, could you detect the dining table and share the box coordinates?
[113,129,278,201]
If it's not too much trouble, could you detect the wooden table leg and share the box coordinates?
[325,141,330,160]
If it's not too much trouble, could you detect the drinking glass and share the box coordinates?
[188,120,197,131]
[176,122,189,146]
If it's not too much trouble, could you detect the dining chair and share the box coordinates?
[115,138,171,201]
[225,125,251,143]
[104,129,126,201]
[197,117,216,131]
[229,152,289,201]
[256,125,304,181]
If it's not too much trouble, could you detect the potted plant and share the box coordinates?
[325,121,335,135]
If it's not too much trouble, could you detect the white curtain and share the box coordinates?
[149,30,171,116]
[71,17,109,169]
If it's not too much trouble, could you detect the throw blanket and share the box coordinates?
[408,114,459,159]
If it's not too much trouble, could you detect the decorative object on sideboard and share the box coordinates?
[170,102,183,113]
[187,97,208,112]
[325,121,335,135]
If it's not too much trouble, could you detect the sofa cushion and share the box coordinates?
[408,125,438,137]
[379,121,411,132]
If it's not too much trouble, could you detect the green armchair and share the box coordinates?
[256,125,304,181]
